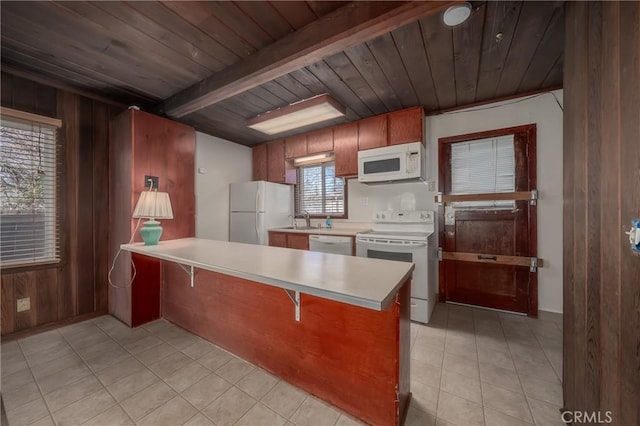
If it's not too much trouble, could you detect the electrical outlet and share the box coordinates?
[17,297,30,312]
[144,175,159,189]
[427,181,436,191]
[361,197,369,206]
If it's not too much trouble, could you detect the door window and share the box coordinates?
[450,135,515,209]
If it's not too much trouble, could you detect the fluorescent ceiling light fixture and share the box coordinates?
[293,152,334,167]
[443,2,472,27]
[247,94,346,135]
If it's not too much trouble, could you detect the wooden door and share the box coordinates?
[439,124,538,315]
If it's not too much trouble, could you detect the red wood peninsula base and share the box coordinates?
[162,263,411,426]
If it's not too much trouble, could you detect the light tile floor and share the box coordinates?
[1,303,564,426]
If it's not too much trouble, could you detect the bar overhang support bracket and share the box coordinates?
[284,289,301,322]
[178,264,195,287]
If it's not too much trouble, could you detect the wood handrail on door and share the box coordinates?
[441,251,543,271]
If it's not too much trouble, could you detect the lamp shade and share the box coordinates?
[132,191,174,220]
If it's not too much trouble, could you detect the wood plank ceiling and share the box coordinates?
[1,1,564,146]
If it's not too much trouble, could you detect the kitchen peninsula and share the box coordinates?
[121,238,413,426]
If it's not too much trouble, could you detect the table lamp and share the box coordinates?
[132,189,174,245]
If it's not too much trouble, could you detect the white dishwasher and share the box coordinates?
[309,235,353,256]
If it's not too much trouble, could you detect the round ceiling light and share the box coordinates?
[443,3,472,27]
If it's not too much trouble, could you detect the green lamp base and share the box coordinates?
[140,219,163,245]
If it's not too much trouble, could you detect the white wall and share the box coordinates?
[195,132,252,241]
[423,90,564,313]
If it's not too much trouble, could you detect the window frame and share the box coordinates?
[295,161,348,219]
[0,107,63,270]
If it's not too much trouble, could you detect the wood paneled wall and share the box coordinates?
[563,3,640,424]
[1,72,121,336]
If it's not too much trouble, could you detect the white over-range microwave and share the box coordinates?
[357,141,426,183]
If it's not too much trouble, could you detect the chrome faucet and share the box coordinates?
[295,210,311,228]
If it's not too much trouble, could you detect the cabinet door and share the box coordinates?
[285,134,307,159]
[287,234,309,250]
[388,107,424,146]
[334,123,358,177]
[267,139,285,183]
[269,232,287,247]
[358,115,387,150]
[252,144,268,181]
[306,128,333,154]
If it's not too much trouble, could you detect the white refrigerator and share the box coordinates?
[229,181,293,245]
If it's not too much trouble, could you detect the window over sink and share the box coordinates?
[295,161,346,218]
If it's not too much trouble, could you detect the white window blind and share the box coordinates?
[450,135,515,208]
[1,112,61,267]
[295,162,345,216]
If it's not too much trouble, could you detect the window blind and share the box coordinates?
[295,162,345,216]
[1,113,62,267]
[450,135,515,208]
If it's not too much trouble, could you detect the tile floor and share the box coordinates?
[1,303,564,426]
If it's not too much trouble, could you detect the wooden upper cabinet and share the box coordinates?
[285,134,307,159]
[267,139,285,183]
[252,143,268,181]
[334,122,359,177]
[306,128,334,154]
[358,115,387,150]
[388,107,424,145]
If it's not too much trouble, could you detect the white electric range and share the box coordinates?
[356,210,437,323]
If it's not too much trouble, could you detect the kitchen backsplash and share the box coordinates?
[339,178,432,222]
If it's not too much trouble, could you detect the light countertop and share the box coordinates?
[269,225,371,237]
[268,227,370,236]
[121,238,412,311]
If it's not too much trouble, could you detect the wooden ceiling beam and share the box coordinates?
[157,1,457,118]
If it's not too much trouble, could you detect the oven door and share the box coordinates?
[355,237,428,299]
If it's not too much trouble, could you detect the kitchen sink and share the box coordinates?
[278,226,318,230]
